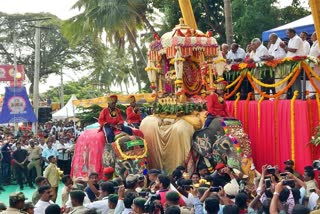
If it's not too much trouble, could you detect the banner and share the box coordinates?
[0,65,25,82]
[0,87,37,124]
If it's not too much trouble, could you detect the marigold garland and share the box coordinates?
[244,92,253,133]
[307,97,314,160]
[316,93,320,122]
[290,91,299,168]
[274,97,279,163]
[247,65,301,99]
[257,96,264,131]
[224,74,245,100]
[115,138,148,160]
[234,92,241,118]
[248,66,296,88]
[303,64,320,94]
[226,73,244,89]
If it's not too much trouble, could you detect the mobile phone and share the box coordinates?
[265,178,271,188]
[210,187,221,192]
[267,167,275,174]
[282,179,295,186]
[280,172,287,177]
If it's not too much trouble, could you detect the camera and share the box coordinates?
[144,192,162,213]
[282,179,295,187]
[267,166,276,174]
[265,178,271,188]
[210,187,221,192]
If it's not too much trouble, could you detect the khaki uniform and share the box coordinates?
[27,146,42,177]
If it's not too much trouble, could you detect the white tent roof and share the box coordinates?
[52,94,79,119]
[262,15,314,41]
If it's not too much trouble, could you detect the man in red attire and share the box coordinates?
[126,95,142,129]
[98,95,133,143]
[204,81,230,127]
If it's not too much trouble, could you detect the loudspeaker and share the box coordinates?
[38,107,52,123]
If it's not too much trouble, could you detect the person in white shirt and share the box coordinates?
[307,32,320,97]
[250,38,269,100]
[34,185,54,214]
[267,33,287,99]
[226,43,246,64]
[56,137,71,175]
[300,31,311,56]
[280,28,305,98]
[85,182,115,214]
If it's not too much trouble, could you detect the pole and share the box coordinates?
[33,21,40,134]
[224,0,234,46]
[60,68,64,108]
[13,26,18,135]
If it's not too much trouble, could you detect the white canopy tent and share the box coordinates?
[262,15,315,41]
[52,94,80,119]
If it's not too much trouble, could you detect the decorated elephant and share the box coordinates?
[190,117,256,184]
[139,111,207,174]
[71,128,147,180]
[141,113,255,183]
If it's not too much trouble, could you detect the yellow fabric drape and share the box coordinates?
[72,94,156,108]
[309,0,320,41]
[140,115,195,174]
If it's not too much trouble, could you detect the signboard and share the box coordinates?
[0,65,25,84]
[0,87,37,124]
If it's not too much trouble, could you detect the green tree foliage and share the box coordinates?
[151,0,310,46]
[77,105,103,126]
[42,77,104,103]
[231,0,280,46]
[151,0,226,42]
[0,12,90,93]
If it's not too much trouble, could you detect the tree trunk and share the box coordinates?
[139,14,157,35]
[125,24,147,66]
[130,44,142,92]
[224,0,234,46]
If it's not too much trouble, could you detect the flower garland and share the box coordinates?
[234,92,241,118]
[247,65,296,88]
[115,139,148,160]
[246,65,301,99]
[274,97,279,164]
[303,63,320,94]
[290,91,299,167]
[244,92,253,133]
[307,97,314,160]
[257,96,264,131]
[224,74,245,100]
[317,93,320,123]
[226,73,244,89]
[227,56,310,73]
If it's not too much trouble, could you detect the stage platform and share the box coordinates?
[226,99,320,173]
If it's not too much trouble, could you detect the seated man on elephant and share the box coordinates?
[204,80,230,128]
[126,95,142,129]
[98,95,133,143]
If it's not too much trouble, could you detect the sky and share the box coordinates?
[0,0,311,95]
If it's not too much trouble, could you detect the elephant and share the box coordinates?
[190,117,256,184]
[71,128,147,180]
[139,111,207,174]
[140,113,255,183]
